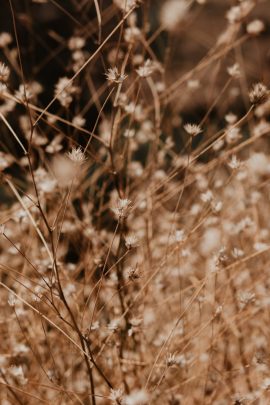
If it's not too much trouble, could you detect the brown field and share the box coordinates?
[0,1,270,404]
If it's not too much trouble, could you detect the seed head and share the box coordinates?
[166,353,178,367]
[105,67,127,84]
[247,19,265,36]
[54,76,78,108]
[111,198,132,219]
[67,147,86,165]
[227,63,240,78]
[0,62,10,83]
[0,32,12,48]
[228,155,241,170]
[184,123,202,137]
[125,233,139,249]
[136,59,155,78]
[109,388,124,404]
[249,83,268,105]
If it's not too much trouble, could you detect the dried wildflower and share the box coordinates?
[226,6,241,24]
[0,62,10,83]
[211,200,223,213]
[9,365,28,385]
[227,1,254,24]
[124,27,141,43]
[0,32,12,48]
[160,0,190,31]
[125,233,139,249]
[35,168,57,193]
[127,266,141,281]
[247,19,265,36]
[254,242,269,252]
[201,189,213,203]
[156,81,165,93]
[246,152,270,176]
[67,146,86,165]
[212,138,224,151]
[108,319,120,331]
[238,291,255,309]
[225,112,237,125]
[105,67,127,84]
[227,63,240,78]
[261,377,270,391]
[111,198,132,219]
[214,305,223,316]
[166,353,178,367]
[72,114,86,127]
[184,123,202,137]
[71,49,86,71]
[13,343,29,355]
[45,134,63,154]
[29,81,43,97]
[228,155,241,170]
[8,293,16,307]
[200,227,221,256]
[226,127,241,144]
[136,59,155,78]
[90,321,99,331]
[68,36,85,51]
[15,83,33,102]
[54,76,78,108]
[0,151,14,170]
[249,83,268,105]
[125,389,149,405]
[109,388,124,404]
[175,229,185,243]
[124,128,135,138]
[187,79,200,89]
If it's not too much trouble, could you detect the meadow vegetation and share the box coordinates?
[0,0,270,403]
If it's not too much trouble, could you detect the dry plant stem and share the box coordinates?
[14,309,52,384]
[1,1,269,402]
[223,332,235,395]
[5,178,54,265]
[3,45,20,75]
[1,91,106,147]
[0,112,27,154]
[8,0,34,140]
[0,281,94,360]
[55,180,75,251]
[33,6,137,127]
[49,0,82,26]
[2,232,50,288]
[225,266,253,392]
[84,87,115,154]
[162,35,248,104]
[115,223,129,347]
[145,281,206,389]
[0,369,26,405]
[199,77,232,128]
[48,229,96,405]
[81,249,130,327]
[164,135,193,265]
[113,44,132,107]
[45,176,104,401]
[149,106,256,210]
[90,221,120,329]
[109,44,133,196]
[146,76,161,132]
